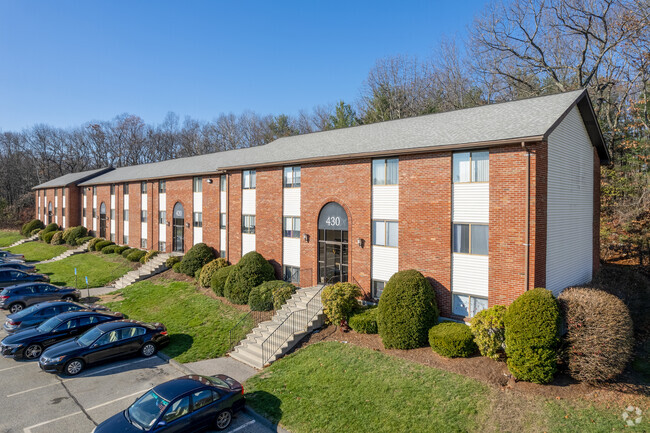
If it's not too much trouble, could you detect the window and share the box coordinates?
[372,280,386,300]
[158,211,166,224]
[82,208,86,217]
[123,183,130,194]
[123,209,129,221]
[78,316,99,327]
[372,158,399,185]
[283,166,301,187]
[141,210,147,222]
[110,209,115,220]
[219,249,226,258]
[220,213,226,229]
[193,212,203,228]
[54,206,57,215]
[452,294,488,318]
[453,151,489,183]
[123,234,129,244]
[242,215,255,234]
[141,181,147,194]
[110,234,115,242]
[283,265,300,284]
[62,189,66,198]
[54,188,57,196]
[110,184,115,195]
[283,217,300,238]
[242,170,256,189]
[193,177,202,193]
[158,241,166,251]
[163,396,190,423]
[220,175,227,192]
[141,238,147,248]
[192,389,214,411]
[92,208,96,218]
[159,180,166,193]
[93,186,97,196]
[372,220,398,247]
[453,224,488,255]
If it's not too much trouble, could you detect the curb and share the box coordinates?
[156,353,291,433]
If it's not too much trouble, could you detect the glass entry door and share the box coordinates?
[172,202,184,252]
[317,202,350,284]
[99,203,106,238]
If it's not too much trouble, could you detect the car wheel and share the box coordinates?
[64,359,84,376]
[62,296,74,302]
[140,343,156,357]
[24,344,43,359]
[214,409,233,430]
[9,303,24,314]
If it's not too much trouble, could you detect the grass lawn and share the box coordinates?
[0,230,24,247]
[245,342,642,433]
[36,252,134,288]
[7,241,70,262]
[104,279,252,363]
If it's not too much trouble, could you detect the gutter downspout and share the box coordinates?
[523,142,531,291]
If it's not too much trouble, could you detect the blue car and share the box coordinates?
[0,251,24,261]
[3,300,107,333]
[0,262,36,273]
[94,375,245,432]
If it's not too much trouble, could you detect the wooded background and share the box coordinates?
[1,0,648,264]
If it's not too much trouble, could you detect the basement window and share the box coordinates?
[141,210,147,223]
[141,239,147,248]
[123,235,129,244]
[452,294,488,318]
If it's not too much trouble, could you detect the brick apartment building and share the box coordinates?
[33,90,608,319]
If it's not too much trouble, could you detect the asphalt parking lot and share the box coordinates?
[0,310,275,433]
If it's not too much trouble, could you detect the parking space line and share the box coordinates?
[7,381,59,397]
[77,357,153,376]
[0,364,32,372]
[231,420,256,432]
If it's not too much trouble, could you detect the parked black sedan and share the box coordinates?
[0,262,35,273]
[1,310,123,359]
[0,251,24,261]
[0,269,48,289]
[3,300,107,333]
[94,375,245,432]
[0,282,80,313]
[39,320,170,376]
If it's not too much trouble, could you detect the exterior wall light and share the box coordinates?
[166,221,170,226]
[357,238,365,248]
[303,233,309,243]
[207,179,213,184]
[185,222,191,228]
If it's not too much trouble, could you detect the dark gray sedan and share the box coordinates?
[0,263,35,273]
[0,251,25,261]
[0,269,49,289]
[0,283,80,313]
[3,300,105,333]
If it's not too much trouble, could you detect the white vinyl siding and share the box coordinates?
[372,185,399,220]
[92,194,97,232]
[193,227,203,245]
[242,189,256,215]
[54,196,58,224]
[283,238,301,267]
[371,175,399,285]
[159,192,166,243]
[141,222,147,241]
[220,191,227,212]
[193,189,202,246]
[451,254,489,297]
[110,193,116,238]
[546,106,594,295]
[83,193,87,227]
[452,183,489,223]
[283,188,300,216]
[242,233,256,255]
[220,229,227,251]
[372,246,398,281]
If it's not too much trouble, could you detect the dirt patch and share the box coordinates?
[99,293,124,303]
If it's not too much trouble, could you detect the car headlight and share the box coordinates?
[3,343,22,349]
[42,355,66,364]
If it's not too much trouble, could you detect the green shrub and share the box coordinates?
[144,250,159,263]
[121,248,134,258]
[504,288,560,384]
[22,219,45,236]
[61,227,74,242]
[178,243,215,277]
[210,266,234,297]
[165,256,181,268]
[88,238,104,251]
[127,249,146,262]
[322,282,362,325]
[50,231,64,245]
[272,282,296,310]
[377,270,439,349]
[141,256,147,264]
[470,305,506,361]
[40,223,59,239]
[248,280,295,311]
[101,245,118,254]
[224,251,275,304]
[65,226,88,246]
[94,240,114,252]
[172,262,182,273]
[42,231,57,244]
[76,236,94,246]
[114,246,130,254]
[558,287,634,383]
[31,228,42,236]
[198,258,229,288]
[429,322,477,358]
[349,307,378,334]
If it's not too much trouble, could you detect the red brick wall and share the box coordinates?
[129,183,140,248]
[66,186,81,228]
[203,176,221,253]
[593,148,601,276]
[166,177,193,253]
[256,167,283,277]
[299,159,372,293]
[95,185,110,239]
[399,152,453,317]
[228,172,242,263]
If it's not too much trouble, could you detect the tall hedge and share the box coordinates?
[178,243,215,277]
[504,288,560,384]
[198,258,229,288]
[377,270,439,349]
[22,219,44,236]
[224,251,275,304]
[211,266,233,296]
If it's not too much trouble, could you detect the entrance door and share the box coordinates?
[47,202,53,225]
[173,202,184,252]
[99,203,107,238]
[318,202,349,283]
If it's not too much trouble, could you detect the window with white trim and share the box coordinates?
[283,265,300,284]
[372,280,386,300]
[193,177,202,193]
[110,184,115,195]
[110,209,115,220]
[123,209,129,221]
[220,175,227,192]
[283,217,300,238]
[372,220,398,247]
[452,294,488,318]
[123,183,130,194]
[219,249,226,258]
[283,166,301,188]
[158,241,166,251]
[242,215,255,234]
[159,180,166,193]
[141,182,147,194]
[220,213,226,229]
[453,151,489,183]
[242,170,256,189]
[123,234,129,244]
[193,212,203,228]
[141,210,147,223]
[452,223,488,255]
[141,238,147,248]
[372,158,398,185]
[158,211,166,224]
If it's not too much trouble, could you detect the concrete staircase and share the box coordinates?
[39,241,91,264]
[112,253,172,290]
[230,285,324,369]
[4,234,38,249]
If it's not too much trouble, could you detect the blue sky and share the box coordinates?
[0,1,489,131]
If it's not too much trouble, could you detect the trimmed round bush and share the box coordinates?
[50,231,64,245]
[224,252,275,304]
[166,256,181,268]
[31,228,42,236]
[470,305,506,361]
[178,243,215,277]
[377,270,439,349]
[272,282,296,310]
[504,288,560,384]
[102,245,118,254]
[144,250,159,263]
[172,262,182,273]
[211,266,234,296]
[22,219,44,236]
[42,231,57,244]
[114,245,130,254]
[349,307,378,334]
[94,240,114,252]
[61,227,74,242]
[248,280,295,311]
[121,248,134,258]
[198,258,229,288]
[76,236,94,246]
[429,322,477,358]
[88,238,104,251]
[39,223,59,240]
[127,249,146,262]
[65,226,88,246]
[141,256,148,264]
[322,282,362,325]
[558,287,634,383]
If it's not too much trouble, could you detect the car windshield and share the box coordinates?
[127,390,170,430]
[37,317,63,333]
[76,327,103,347]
